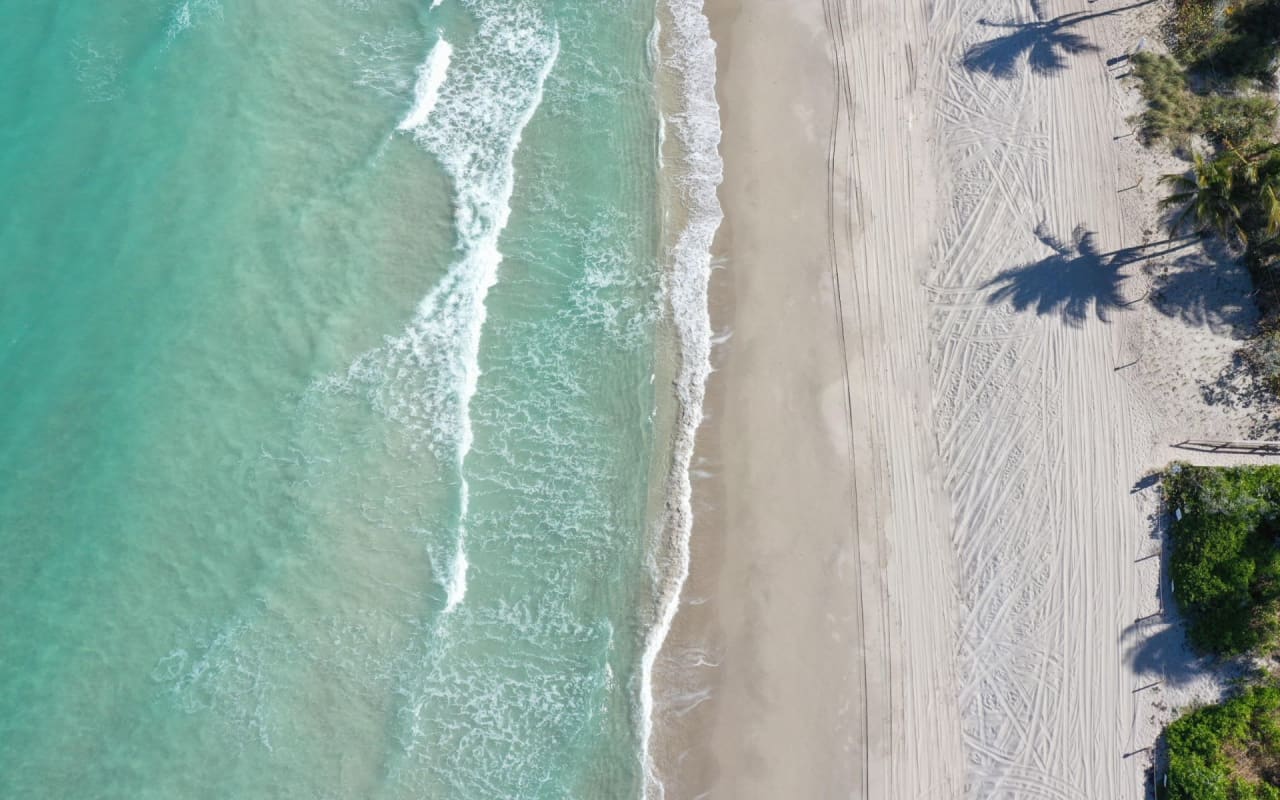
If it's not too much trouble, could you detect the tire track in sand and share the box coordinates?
[925,0,1158,797]
[824,0,969,797]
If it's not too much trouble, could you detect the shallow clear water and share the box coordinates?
[0,0,674,796]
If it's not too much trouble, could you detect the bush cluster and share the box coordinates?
[1164,463,1280,656]
[1163,684,1280,800]
[1196,0,1280,88]
[1168,0,1280,86]
[1168,0,1221,64]
[1161,467,1280,798]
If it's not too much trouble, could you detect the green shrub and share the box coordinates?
[1202,95,1280,148]
[1163,684,1280,800]
[1164,464,1280,656]
[1169,0,1224,63]
[1196,0,1280,88]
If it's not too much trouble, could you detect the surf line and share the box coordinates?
[396,20,559,616]
[397,36,452,133]
[639,0,724,795]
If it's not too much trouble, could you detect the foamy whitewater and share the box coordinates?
[396,38,452,133]
[0,0,721,796]
[640,0,723,797]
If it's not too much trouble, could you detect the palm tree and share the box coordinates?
[1221,142,1280,242]
[1249,149,1280,240]
[1258,182,1280,240]
[1159,152,1248,244]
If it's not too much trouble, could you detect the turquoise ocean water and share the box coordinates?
[0,0,720,797]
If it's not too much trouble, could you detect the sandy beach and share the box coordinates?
[653,0,1272,797]
[652,0,962,796]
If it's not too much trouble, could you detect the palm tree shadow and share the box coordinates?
[1150,235,1259,338]
[964,0,1157,79]
[984,223,1196,327]
[964,18,1097,78]
[1122,620,1213,690]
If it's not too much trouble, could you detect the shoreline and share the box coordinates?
[639,0,723,796]
[649,0,961,796]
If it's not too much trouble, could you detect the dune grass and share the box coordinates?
[1132,52,1204,147]
[1132,53,1278,149]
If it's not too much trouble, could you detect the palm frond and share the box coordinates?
[1262,184,1280,239]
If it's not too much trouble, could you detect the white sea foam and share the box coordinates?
[169,2,192,39]
[332,3,558,624]
[646,16,661,72]
[443,479,470,613]
[347,9,557,458]
[639,0,724,798]
[164,0,222,43]
[70,39,123,103]
[345,30,419,99]
[396,37,452,132]
[152,617,274,751]
[442,541,469,613]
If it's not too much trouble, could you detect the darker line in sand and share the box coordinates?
[820,0,872,793]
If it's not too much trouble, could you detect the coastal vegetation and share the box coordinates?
[1161,464,1280,798]
[1132,53,1277,149]
[1164,463,1280,657]
[1166,0,1280,86]
[1132,0,1280,387]
[1162,682,1280,800]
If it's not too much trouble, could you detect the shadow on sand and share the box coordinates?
[984,223,1197,326]
[964,0,1158,80]
[1120,479,1226,693]
[1148,234,1258,338]
[1123,620,1212,690]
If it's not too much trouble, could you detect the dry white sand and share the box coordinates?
[653,0,1277,797]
